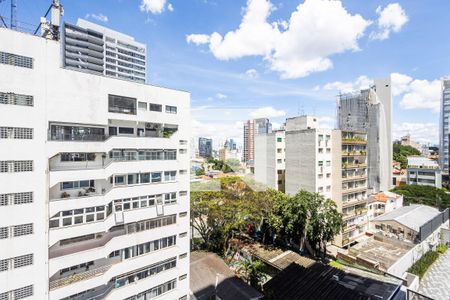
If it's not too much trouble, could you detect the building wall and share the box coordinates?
[0,27,190,300]
[440,79,450,173]
[407,168,442,188]
[254,131,285,191]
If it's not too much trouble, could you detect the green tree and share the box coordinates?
[391,185,450,209]
[393,144,421,169]
[195,168,205,176]
[236,257,266,290]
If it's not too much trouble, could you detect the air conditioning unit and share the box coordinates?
[145,123,161,130]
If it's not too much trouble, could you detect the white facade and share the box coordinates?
[254,130,285,192]
[367,191,403,221]
[406,156,442,188]
[63,19,147,83]
[0,27,189,300]
[285,116,334,199]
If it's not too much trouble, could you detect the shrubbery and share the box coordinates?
[437,244,448,254]
[407,250,439,279]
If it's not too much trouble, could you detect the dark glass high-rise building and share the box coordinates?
[199,137,212,157]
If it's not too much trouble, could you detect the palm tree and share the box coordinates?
[236,257,266,289]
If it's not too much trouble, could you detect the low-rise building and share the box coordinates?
[368,191,403,221]
[407,156,442,188]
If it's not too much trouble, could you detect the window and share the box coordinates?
[108,94,136,115]
[152,172,162,183]
[179,191,188,196]
[277,148,282,153]
[165,192,177,204]
[0,51,33,68]
[138,101,147,110]
[179,169,187,175]
[164,171,176,181]
[179,149,187,154]
[0,285,34,300]
[277,137,282,142]
[150,103,162,112]
[13,254,33,269]
[179,211,187,217]
[318,187,324,192]
[318,174,323,179]
[49,124,105,141]
[0,192,33,206]
[0,161,33,173]
[60,180,94,190]
[165,105,177,114]
[140,173,151,183]
[326,173,331,178]
[0,92,33,106]
[318,148,323,153]
[179,232,187,238]
[277,159,282,164]
[118,127,134,134]
[179,274,187,280]
[0,127,33,139]
[0,227,8,239]
[318,161,323,167]
[179,253,188,259]
[326,186,331,192]
[12,223,33,237]
[326,161,331,167]
[60,153,96,162]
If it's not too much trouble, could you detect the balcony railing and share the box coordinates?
[342,175,367,182]
[342,186,367,194]
[342,163,367,169]
[342,198,368,208]
[49,133,106,142]
[342,151,367,157]
[108,105,136,115]
[49,257,120,290]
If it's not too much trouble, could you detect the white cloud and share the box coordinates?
[187,0,371,79]
[167,3,174,11]
[323,75,372,93]
[393,122,438,144]
[85,13,108,22]
[370,3,408,40]
[186,34,211,45]
[140,0,168,14]
[399,79,441,112]
[243,68,259,79]
[390,73,441,112]
[216,93,227,99]
[317,115,335,129]
[390,72,412,96]
[249,106,286,118]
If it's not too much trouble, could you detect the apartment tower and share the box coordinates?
[63,19,147,83]
[243,118,272,163]
[337,77,392,193]
[0,18,190,300]
[198,137,212,158]
[254,129,286,192]
[440,78,450,174]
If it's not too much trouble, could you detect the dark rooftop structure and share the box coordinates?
[190,251,263,300]
[264,262,404,300]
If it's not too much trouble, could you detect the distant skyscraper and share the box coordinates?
[243,118,272,162]
[440,78,450,174]
[337,77,392,193]
[198,137,212,157]
[228,138,237,150]
[63,19,147,83]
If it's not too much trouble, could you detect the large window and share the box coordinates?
[61,153,96,162]
[0,51,33,68]
[108,94,137,115]
[60,180,95,190]
[149,103,162,112]
[50,124,105,141]
[165,105,177,114]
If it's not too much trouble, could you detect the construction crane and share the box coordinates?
[10,0,16,29]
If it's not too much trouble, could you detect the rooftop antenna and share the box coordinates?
[35,0,63,40]
[10,0,16,30]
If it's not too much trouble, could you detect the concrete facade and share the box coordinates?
[0,27,189,300]
[407,156,442,188]
[254,130,285,192]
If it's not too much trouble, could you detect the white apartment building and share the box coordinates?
[0,25,190,300]
[406,156,442,188]
[63,19,147,83]
[285,116,335,200]
[254,130,285,192]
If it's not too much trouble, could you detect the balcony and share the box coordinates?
[342,175,367,182]
[341,151,367,157]
[49,257,120,290]
[342,163,367,169]
[342,198,368,208]
[48,122,179,142]
[342,186,367,194]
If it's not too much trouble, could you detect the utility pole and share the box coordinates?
[10,0,16,30]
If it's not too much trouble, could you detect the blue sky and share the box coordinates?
[9,0,449,147]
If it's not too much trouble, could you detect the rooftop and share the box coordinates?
[373,204,440,232]
[370,191,402,203]
[407,156,439,169]
[190,251,263,300]
[264,262,403,300]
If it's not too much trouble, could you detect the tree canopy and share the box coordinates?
[190,176,343,258]
[391,185,450,210]
[393,144,421,169]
